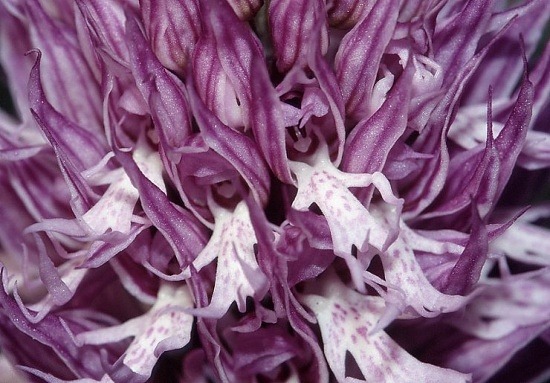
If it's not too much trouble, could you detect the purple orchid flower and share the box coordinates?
[0,1,549,382]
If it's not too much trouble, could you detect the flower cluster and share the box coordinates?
[0,1,549,382]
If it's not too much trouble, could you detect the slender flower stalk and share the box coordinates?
[0,1,549,382]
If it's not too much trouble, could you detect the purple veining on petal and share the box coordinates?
[334,0,400,121]
[140,0,200,75]
[268,0,328,73]
[341,61,414,203]
[327,0,371,28]
[25,0,102,132]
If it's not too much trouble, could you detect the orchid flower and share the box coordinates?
[1,1,549,382]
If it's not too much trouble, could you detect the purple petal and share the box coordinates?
[401,18,516,218]
[225,0,263,20]
[113,143,208,269]
[188,80,272,204]
[268,0,328,72]
[25,0,102,131]
[140,0,200,74]
[342,61,413,177]
[228,325,300,378]
[199,0,294,183]
[28,51,105,213]
[192,35,245,130]
[327,0,371,28]
[126,16,192,157]
[334,0,400,121]
[440,207,489,295]
[0,267,116,380]
[433,0,493,87]
[76,0,129,65]
[277,223,335,287]
[492,74,534,198]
